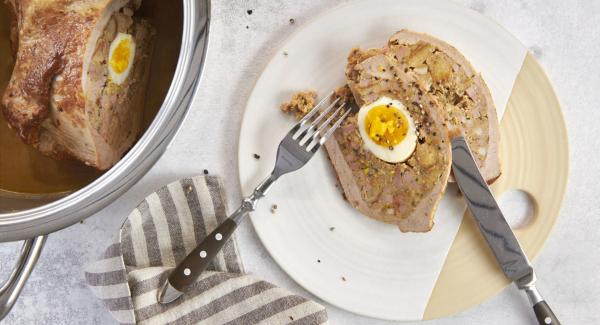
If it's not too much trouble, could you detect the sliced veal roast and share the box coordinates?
[322,46,452,232]
[2,0,154,170]
[388,30,500,182]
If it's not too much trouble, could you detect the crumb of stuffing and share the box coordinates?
[280,90,317,119]
[270,204,278,214]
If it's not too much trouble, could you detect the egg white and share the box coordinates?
[357,96,417,163]
[108,33,136,85]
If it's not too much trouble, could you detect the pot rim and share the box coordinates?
[0,0,211,242]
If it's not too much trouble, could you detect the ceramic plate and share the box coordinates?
[238,0,568,320]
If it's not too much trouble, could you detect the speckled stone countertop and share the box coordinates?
[1,0,598,324]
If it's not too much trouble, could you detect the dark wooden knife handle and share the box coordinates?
[169,218,238,290]
[533,300,560,325]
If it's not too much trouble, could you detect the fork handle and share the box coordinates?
[168,217,239,291]
[159,175,278,304]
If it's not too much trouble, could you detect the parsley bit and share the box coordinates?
[246,9,253,15]
[253,153,261,159]
[203,169,209,175]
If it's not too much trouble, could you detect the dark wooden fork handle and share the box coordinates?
[168,218,238,290]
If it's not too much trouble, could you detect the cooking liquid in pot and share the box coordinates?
[0,1,182,195]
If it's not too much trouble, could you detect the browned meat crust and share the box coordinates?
[1,0,153,170]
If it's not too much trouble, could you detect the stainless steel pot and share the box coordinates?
[0,0,210,319]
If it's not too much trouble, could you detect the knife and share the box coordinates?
[451,136,560,325]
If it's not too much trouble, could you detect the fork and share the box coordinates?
[158,91,352,304]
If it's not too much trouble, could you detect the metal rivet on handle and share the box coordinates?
[199,250,207,258]
[544,317,551,324]
[183,268,191,276]
[215,233,223,241]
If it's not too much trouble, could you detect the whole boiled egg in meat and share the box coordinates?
[108,33,136,85]
[357,96,417,163]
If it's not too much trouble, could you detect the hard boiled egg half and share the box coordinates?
[357,96,417,163]
[108,33,136,85]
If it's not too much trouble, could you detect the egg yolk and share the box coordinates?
[365,105,409,146]
[110,39,131,74]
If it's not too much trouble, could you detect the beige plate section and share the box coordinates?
[424,53,569,319]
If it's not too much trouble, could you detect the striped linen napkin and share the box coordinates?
[85,176,328,324]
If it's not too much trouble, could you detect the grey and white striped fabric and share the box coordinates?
[85,176,328,324]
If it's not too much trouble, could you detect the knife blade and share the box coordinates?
[451,136,560,325]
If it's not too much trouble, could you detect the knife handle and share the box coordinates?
[168,218,238,291]
[533,300,560,325]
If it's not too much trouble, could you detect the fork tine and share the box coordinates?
[317,102,346,134]
[291,92,335,140]
[319,105,353,143]
[296,91,334,126]
[295,96,341,143]
[307,97,341,129]
[304,102,346,149]
[305,103,352,152]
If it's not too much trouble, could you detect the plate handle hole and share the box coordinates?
[498,189,535,229]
